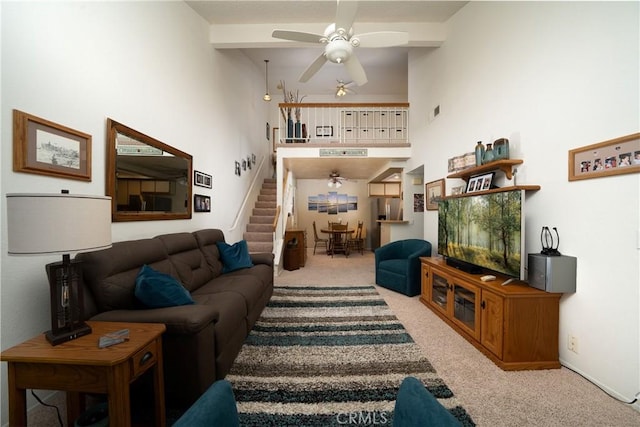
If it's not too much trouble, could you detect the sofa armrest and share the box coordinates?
[250,252,274,267]
[90,304,220,335]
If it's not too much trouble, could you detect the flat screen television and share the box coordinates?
[438,189,525,280]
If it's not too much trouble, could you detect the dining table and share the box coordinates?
[320,227,354,256]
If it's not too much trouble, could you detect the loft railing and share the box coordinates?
[276,103,410,146]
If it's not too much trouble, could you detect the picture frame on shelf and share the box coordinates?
[194,170,212,188]
[194,194,211,212]
[568,132,640,181]
[466,172,494,193]
[316,125,334,137]
[425,178,445,210]
[13,109,92,181]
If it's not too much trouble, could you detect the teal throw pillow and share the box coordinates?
[135,265,194,308]
[216,240,254,273]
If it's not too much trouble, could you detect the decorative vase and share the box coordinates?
[286,118,294,143]
[483,143,495,164]
[475,141,485,166]
[493,138,510,160]
[294,121,302,140]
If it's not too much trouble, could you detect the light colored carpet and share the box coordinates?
[26,249,640,426]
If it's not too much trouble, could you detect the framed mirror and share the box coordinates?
[106,119,192,222]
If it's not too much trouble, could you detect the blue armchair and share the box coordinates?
[173,380,239,427]
[375,239,432,297]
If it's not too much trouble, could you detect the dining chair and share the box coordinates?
[312,221,329,255]
[347,220,364,255]
[330,222,349,257]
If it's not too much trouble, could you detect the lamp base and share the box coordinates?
[45,322,92,346]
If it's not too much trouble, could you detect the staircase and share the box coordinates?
[244,178,276,253]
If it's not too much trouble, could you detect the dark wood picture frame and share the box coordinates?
[425,178,445,210]
[568,132,640,181]
[194,194,211,212]
[13,109,91,181]
[194,170,212,188]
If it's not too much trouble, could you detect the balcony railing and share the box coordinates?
[276,103,410,146]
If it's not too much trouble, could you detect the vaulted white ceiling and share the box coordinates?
[186,1,468,180]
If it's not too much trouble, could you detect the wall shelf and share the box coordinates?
[448,159,523,181]
[444,185,540,199]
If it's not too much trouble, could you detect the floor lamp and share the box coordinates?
[6,192,112,345]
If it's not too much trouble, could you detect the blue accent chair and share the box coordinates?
[173,380,239,427]
[393,376,462,426]
[375,239,432,297]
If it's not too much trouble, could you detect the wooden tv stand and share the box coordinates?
[420,257,561,370]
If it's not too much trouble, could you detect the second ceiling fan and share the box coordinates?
[272,0,409,87]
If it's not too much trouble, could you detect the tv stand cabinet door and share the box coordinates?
[480,289,504,359]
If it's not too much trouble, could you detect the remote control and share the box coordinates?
[480,275,496,282]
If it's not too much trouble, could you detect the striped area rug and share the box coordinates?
[227,285,475,426]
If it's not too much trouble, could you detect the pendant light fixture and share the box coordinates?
[263,59,271,102]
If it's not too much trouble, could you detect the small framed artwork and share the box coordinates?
[425,178,445,210]
[194,194,211,212]
[13,109,92,181]
[316,125,333,137]
[568,132,640,181]
[467,172,494,193]
[272,127,279,152]
[194,170,212,188]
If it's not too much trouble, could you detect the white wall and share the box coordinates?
[409,2,639,401]
[0,2,271,423]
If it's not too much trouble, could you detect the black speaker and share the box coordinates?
[527,253,577,293]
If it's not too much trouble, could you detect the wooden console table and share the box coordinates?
[1,321,166,426]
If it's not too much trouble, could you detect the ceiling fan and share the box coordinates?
[335,80,356,97]
[328,171,347,188]
[272,0,409,86]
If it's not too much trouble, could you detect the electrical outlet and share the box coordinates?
[568,334,578,354]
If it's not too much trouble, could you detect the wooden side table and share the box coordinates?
[1,321,166,427]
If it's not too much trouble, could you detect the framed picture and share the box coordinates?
[272,127,279,152]
[466,172,494,193]
[194,194,211,212]
[13,109,92,181]
[316,125,333,137]
[194,170,212,188]
[568,132,640,181]
[425,178,445,210]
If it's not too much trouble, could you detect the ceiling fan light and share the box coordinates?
[336,86,347,97]
[325,39,352,64]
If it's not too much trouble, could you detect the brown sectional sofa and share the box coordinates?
[75,229,273,408]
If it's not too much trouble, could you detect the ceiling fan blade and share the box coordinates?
[299,53,328,83]
[272,30,324,44]
[354,31,409,48]
[335,0,359,35]
[345,55,367,86]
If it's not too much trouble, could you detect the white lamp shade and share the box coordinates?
[7,193,112,255]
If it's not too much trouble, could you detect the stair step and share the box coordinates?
[258,194,276,202]
[255,201,275,209]
[247,223,273,233]
[247,241,273,253]
[253,208,276,216]
[250,215,274,224]
[243,232,272,242]
[260,188,276,195]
